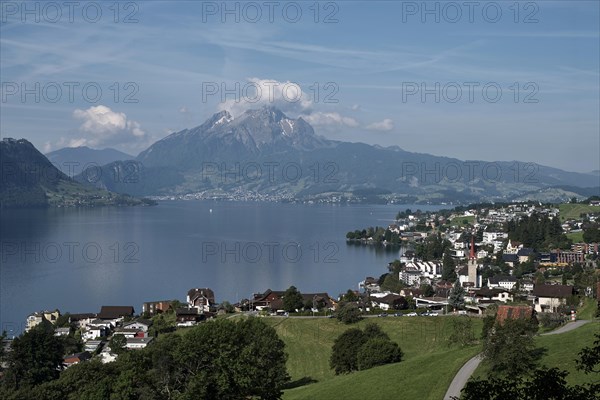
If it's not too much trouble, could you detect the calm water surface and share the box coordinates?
[0,201,442,334]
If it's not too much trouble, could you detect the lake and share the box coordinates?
[0,201,442,335]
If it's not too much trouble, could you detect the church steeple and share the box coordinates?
[468,234,478,287]
[469,235,475,259]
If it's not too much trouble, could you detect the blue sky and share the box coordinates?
[1,0,598,172]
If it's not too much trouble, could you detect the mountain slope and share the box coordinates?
[0,138,154,208]
[80,107,599,202]
[46,146,134,176]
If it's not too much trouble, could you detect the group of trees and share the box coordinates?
[458,312,600,399]
[415,233,451,261]
[329,323,403,374]
[460,330,600,399]
[506,213,571,250]
[0,318,290,400]
[583,223,600,243]
[345,226,402,245]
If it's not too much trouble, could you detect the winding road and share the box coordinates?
[443,320,592,400]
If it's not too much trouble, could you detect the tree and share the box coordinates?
[442,252,457,281]
[448,280,465,311]
[576,332,600,374]
[110,334,127,355]
[481,318,538,377]
[357,338,403,370]
[282,286,304,312]
[336,302,362,324]
[330,323,403,375]
[220,301,235,313]
[341,289,359,302]
[363,322,389,340]
[329,328,367,374]
[4,322,65,389]
[458,367,600,400]
[420,283,435,297]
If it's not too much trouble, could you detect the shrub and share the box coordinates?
[357,338,403,370]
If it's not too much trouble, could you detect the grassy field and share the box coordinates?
[577,297,598,320]
[259,316,483,399]
[472,320,600,386]
[566,230,585,243]
[559,203,600,221]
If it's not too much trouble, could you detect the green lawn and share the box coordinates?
[535,321,600,386]
[472,321,600,386]
[259,316,483,399]
[577,297,598,321]
[566,231,584,243]
[283,346,481,400]
[559,203,600,221]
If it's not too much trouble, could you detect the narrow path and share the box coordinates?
[443,320,592,400]
[541,319,590,335]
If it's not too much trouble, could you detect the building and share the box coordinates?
[187,288,215,312]
[555,251,585,264]
[63,351,91,368]
[532,284,575,313]
[26,310,60,331]
[125,337,154,350]
[496,305,534,325]
[97,306,135,320]
[142,300,174,315]
[488,276,518,291]
[399,261,442,286]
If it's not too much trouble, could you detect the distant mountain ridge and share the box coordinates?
[46,146,134,176]
[66,106,599,203]
[0,138,153,208]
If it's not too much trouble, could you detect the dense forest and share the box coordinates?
[0,319,289,400]
[506,213,571,250]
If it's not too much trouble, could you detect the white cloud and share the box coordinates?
[218,77,313,117]
[366,118,394,132]
[301,112,359,128]
[43,105,152,153]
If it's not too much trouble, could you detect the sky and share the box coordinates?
[1,0,599,173]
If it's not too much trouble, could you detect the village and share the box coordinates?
[3,199,599,372]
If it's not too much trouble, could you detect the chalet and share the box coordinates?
[532,284,574,313]
[82,325,108,341]
[175,307,204,326]
[123,319,152,333]
[187,288,215,312]
[474,287,513,303]
[69,313,96,329]
[63,351,91,368]
[250,289,286,310]
[97,306,135,320]
[370,293,407,310]
[301,293,336,310]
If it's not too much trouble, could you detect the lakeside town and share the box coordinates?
[3,198,599,373]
